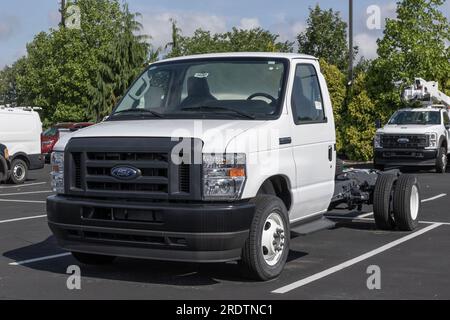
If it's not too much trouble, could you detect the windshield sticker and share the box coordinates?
[315,101,322,110]
[268,61,275,64]
[194,72,209,78]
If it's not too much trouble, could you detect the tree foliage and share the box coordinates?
[15,0,149,125]
[167,23,293,58]
[298,5,353,71]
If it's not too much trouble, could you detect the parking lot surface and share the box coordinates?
[0,165,449,299]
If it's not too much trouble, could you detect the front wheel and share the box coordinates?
[240,195,290,281]
[8,159,28,184]
[435,147,447,173]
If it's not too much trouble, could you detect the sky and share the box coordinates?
[0,0,449,68]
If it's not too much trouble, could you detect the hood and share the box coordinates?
[377,124,442,135]
[54,119,268,153]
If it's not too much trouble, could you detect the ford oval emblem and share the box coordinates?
[397,138,410,143]
[111,166,141,180]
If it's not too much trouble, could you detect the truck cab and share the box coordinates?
[374,106,450,172]
[47,53,421,280]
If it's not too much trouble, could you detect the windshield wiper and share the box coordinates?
[181,106,256,120]
[110,108,165,118]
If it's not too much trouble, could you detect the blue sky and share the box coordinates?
[0,0,448,68]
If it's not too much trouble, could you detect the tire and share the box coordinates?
[393,175,420,231]
[240,195,290,281]
[435,147,447,173]
[8,158,28,184]
[373,174,397,230]
[71,252,116,265]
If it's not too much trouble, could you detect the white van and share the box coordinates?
[0,106,45,183]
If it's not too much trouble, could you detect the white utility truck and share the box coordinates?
[47,53,421,280]
[0,106,45,183]
[374,78,450,173]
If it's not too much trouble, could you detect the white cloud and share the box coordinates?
[238,18,260,30]
[354,33,379,59]
[139,11,227,49]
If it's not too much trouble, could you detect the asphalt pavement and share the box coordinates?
[0,165,449,299]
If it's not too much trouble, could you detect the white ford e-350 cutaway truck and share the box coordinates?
[47,53,422,280]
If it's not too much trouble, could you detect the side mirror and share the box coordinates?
[375,119,382,129]
[445,124,450,130]
[102,116,109,122]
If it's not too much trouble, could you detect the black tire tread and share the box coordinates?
[436,147,447,173]
[8,158,27,184]
[393,175,420,231]
[240,195,289,281]
[373,174,397,230]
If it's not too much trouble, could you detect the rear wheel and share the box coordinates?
[393,175,420,231]
[71,252,116,265]
[373,174,397,230]
[435,147,447,173]
[8,158,28,184]
[240,195,290,281]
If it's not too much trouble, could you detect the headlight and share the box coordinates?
[51,151,64,193]
[426,132,438,148]
[374,133,383,149]
[203,153,246,200]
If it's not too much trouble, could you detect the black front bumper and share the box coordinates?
[374,149,438,166]
[47,195,255,263]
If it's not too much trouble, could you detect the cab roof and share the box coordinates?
[155,52,318,64]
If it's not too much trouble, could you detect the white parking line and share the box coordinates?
[0,214,46,224]
[422,193,447,203]
[0,199,46,204]
[9,253,71,266]
[272,223,442,294]
[0,182,47,189]
[0,190,53,196]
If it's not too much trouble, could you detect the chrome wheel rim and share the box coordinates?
[410,185,419,220]
[442,153,447,170]
[13,163,26,181]
[261,212,285,266]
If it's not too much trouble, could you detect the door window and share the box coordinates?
[291,64,325,124]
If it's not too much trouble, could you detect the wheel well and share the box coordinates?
[11,153,30,168]
[441,138,447,150]
[258,175,292,211]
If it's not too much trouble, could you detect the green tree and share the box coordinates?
[17,0,150,125]
[166,25,293,58]
[0,58,29,106]
[297,5,354,71]
[369,0,449,100]
[319,59,346,152]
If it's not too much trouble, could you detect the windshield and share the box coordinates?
[388,110,441,125]
[110,58,287,120]
[42,127,58,137]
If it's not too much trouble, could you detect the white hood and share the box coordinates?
[54,119,272,153]
[377,124,441,135]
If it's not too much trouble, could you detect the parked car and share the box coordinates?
[47,52,421,280]
[0,106,45,184]
[42,122,94,161]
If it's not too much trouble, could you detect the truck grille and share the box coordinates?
[381,134,428,149]
[65,137,202,200]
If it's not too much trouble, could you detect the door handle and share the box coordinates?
[328,145,333,162]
